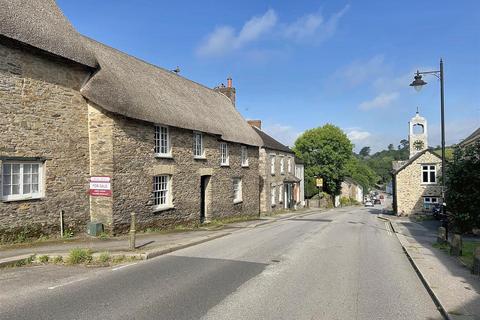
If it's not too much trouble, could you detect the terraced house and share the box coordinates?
[247,121,304,213]
[0,0,261,240]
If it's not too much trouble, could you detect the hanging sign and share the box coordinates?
[89,176,112,197]
[316,177,323,187]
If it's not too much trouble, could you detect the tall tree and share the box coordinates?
[294,124,353,197]
[388,143,394,151]
[359,146,371,158]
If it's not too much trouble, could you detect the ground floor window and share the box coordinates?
[1,161,44,201]
[233,178,242,203]
[278,184,283,203]
[423,197,439,210]
[153,175,172,210]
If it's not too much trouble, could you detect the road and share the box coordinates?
[0,207,443,320]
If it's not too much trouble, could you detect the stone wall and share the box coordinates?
[395,151,442,215]
[107,114,259,233]
[259,148,296,213]
[0,40,91,241]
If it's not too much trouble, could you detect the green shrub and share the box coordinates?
[98,232,110,240]
[67,248,93,264]
[53,256,63,264]
[98,252,111,263]
[38,255,49,263]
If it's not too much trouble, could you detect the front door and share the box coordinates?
[200,176,210,223]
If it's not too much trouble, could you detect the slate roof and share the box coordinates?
[392,149,441,175]
[0,0,97,68]
[0,1,262,146]
[459,127,480,147]
[252,127,294,153]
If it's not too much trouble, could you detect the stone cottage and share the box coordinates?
[392,112,442,215]
[0,0,262,240]
[247,120,304,213]
[340,178,363,204]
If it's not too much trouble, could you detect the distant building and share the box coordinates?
[392,112,442,215]
[0,1,262,239]
[247,121,304,213]
[340,178,364,203]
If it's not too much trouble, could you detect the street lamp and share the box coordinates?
[409,59,447,235]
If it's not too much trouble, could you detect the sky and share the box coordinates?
[57,0,480,152]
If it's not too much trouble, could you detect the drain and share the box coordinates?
[271,259,280,263]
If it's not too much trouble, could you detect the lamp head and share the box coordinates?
[410,71,427,91]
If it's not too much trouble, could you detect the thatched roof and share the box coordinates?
[0,0,97,68]
[0,1,261,146]
[81,37,261,146]
[252,127,294,153]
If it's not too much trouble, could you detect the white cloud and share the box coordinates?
[196,9,277,57]
[359,92,399,110]
[263,123,302,147]
[283,5,350,43]
[346,129,372,142]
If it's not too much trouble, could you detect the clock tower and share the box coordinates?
[409,110,428,158]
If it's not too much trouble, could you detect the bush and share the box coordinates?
[53,256,63,264]
[38,255,49,263]
[67,248,93,264]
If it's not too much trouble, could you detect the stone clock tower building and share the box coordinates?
[409,111,428,158]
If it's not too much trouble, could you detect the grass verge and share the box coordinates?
[432,240,478,268]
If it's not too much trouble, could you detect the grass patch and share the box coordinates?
[98,232,110,240]
[97,252,111,263]
[67,248,93,265]
[11,255,35,267]
[53,256,63,264]
[432,240,479,268]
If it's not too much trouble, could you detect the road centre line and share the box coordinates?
[48,277,88,290]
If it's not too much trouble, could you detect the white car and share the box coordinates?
[364,200,374,207]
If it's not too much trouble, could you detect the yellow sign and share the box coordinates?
[316,178,323,187]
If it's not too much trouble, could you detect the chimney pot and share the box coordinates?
[227,77,232,88]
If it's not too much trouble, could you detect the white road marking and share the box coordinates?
[111,263,137,271]
[48,277,88,290]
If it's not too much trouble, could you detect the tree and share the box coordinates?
[398,139,409,150]
[388,144,394,151]
[359,146,371,158]
[294,124,353,197]
[445,142,480,233]
[345,157,379,193]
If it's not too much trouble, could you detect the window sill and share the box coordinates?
[152,204,175,212]
[242,164,249,168]
[233,199,243,204]
[155,154,173,159]
[220,164,230,167]
[194,156,207,160]
[1,195,44,203]
[421,183,438,186]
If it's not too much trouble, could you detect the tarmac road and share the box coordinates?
[0,207,443,320]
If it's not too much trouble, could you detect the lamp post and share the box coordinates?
[409,59,447,236]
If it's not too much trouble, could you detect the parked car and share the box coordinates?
[374,199,381,205]
[364,200,374,207]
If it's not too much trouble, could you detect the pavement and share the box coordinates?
[385,215,480,320]
[0,209,318,266]
[0,206,444,320]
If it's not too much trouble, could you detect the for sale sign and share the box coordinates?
[89,176,112,197]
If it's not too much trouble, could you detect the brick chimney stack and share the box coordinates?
[247,120,262,129]
[214,77,236,107]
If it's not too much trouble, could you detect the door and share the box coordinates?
[200,176,211,223]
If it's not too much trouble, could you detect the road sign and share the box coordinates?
[316,178,323,187]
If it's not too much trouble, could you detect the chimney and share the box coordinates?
[214,77,236,107]
[247,120,262,130]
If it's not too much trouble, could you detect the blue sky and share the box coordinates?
[57,0,480,152]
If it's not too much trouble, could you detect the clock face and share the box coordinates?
[413,140,424,150]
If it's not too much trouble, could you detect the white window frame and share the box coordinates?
[241,146,249,167]
[287,158,292,173]
[421,164,437,184]
[270,155,276,175]
[270,184,276,206]
[220,142,229,166]
[153,175,173,211]
[233,178,242,203]
[1,161,45,202]
[193,132,205,159]
[280,157,285,175]
[154,125,172,158]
